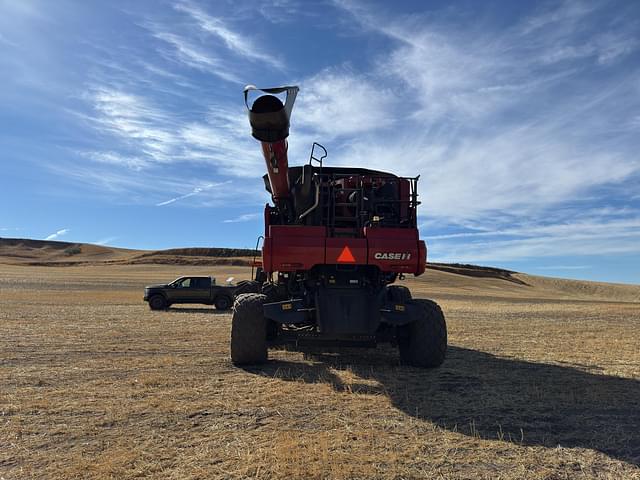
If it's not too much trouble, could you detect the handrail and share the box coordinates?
[298,176,321,221]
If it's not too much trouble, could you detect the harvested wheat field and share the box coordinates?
[1,246,639,479]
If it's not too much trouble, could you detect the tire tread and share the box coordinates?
[399,298,447,367]
[230,293,268,365]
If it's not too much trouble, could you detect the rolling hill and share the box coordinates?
[1,237,638,302]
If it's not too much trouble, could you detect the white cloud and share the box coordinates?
[48,160,265,208]
[45,228,69,240]
[95,236,118,246]
[518,0,598,36]
[257,0,301,24]
[426,216,640,263]
[83,151,150,170]
[36,0,639,270]
[223,212,261,223]
[174,1,285,70]
[179,106,266,177]
[90,88,177,164]
[321,0,640,267]
[538,32,638,65]
[84,87,264,178]
[156,181,231,206]
[326,0,640,223]
[152,30,240,83]
[295,70,397,139]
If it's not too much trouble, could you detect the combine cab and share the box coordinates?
[231,85,447,367]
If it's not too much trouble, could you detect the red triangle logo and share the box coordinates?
[337,245,356,263]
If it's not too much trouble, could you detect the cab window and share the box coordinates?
[193,278,209,288]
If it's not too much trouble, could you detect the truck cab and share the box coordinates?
[144,276,238,311]
[166,276,214,304]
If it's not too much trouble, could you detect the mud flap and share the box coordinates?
[315,287,381,335]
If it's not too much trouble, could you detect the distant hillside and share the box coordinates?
[136,247,259,258]
[426,262,526,285]
[0,238,138,265]
[1,237,638,302]
[0,238,256,267]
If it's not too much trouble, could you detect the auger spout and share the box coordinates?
[244,85,299,204]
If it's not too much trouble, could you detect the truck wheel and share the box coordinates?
[399,299,447,368]
[149,295,167,311]
[231,293,268,365]
[215,295,232,311]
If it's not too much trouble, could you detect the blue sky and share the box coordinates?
[1,0,639,284]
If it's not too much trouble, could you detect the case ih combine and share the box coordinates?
[231,85,447,368]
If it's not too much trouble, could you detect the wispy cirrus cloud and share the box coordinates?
[174,1,285,70]
[223,212,261,223]
[89,88,175,164]
[256,0,302,24]
[309,0,640,267]
[95,236,118,246]
[427,215,640,263]
[45,228,69,241]
[156,181,231,206]
[49,159,263,208]
[15,0,638,278]
[295,69,396,139]
[151,30,241,83]
[81,86,263,179]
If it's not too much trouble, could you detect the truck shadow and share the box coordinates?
[248,346,640,465]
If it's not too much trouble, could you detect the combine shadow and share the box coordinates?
[246,346,640,465]
[167,307,227,314]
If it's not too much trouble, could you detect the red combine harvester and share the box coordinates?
[231,85,447,367]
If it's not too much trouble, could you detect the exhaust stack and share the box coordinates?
[244,85,299,203]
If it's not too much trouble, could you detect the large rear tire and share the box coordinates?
[234,280,261,295]
[231,293,268,365]
[261,282,283,303]
[399,299,447,368]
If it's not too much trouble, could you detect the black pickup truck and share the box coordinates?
[144,276,258,311]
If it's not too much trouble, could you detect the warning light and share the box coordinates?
[337,245,356,263]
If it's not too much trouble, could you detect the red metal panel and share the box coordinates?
[261,139,290,201]
[264,225,424,275]
[262,237,273,272]
[269,225,326,238]
[326,238,367,265]
[365,227,420,274]
[268,225,326,272]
